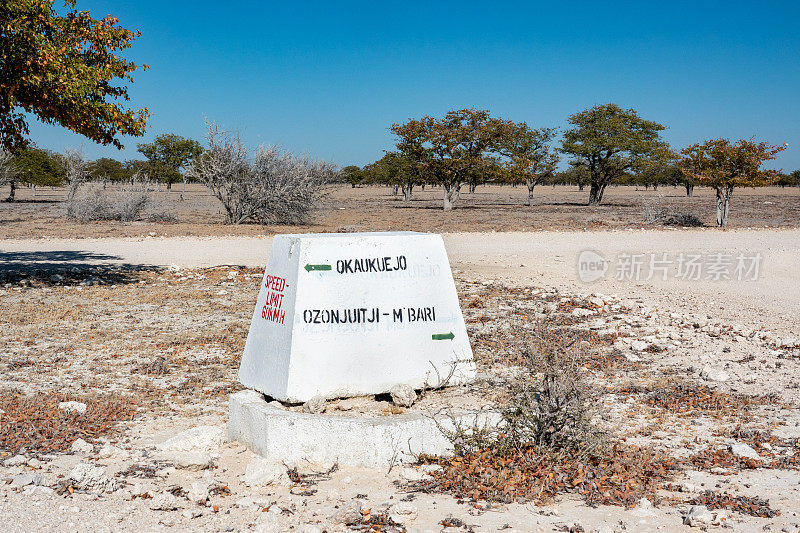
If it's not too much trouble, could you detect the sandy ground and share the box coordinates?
[2,229,798,333]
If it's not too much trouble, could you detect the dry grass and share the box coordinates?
[1,183,798,239]
[0,390,137,455]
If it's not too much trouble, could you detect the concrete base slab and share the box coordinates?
[228,390,500,468]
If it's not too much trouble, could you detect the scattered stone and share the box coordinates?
[71,438,93,454]
[242,457,292,487]
[23,485,55,499]
[630,340,648,351]
[148,492,181,511]
[156,425,224,454]
[390,501,418,522]
[588,296,605,308]
[302,395,327,414]
[158,451,214,471]
[58,401,87,414]
[780,337,798,348]
[684,505,714,527]
[11,473,41,488]
[398,466,432,482]
[69,463,117,493]
[187,472,215,503]
[97,444,127,460]
[49,274,64,283]
[182,508,203,519]
[700,367,730,382]
[235,496,273,510]
[389,384,417,407]
[333,500,363,525]
[3,454,28,467]
[572,308,595,317]
[255,507,284,533]
[729,442,762,461]
[27,457,42,469]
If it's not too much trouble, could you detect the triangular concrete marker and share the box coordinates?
[239,232,475,403]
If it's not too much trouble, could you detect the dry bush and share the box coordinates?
[187,122,335,225]
[0,390,137,455]
[664,213,703,227]
[415,325,678,506]
[66,177,152,222]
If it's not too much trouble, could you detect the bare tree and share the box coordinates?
[60,148,89,201]
[188,122,335,224]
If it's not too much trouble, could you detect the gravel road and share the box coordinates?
[2,229,798,334]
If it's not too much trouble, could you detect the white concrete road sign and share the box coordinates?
[238,232,475,402]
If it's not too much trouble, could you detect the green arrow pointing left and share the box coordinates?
[432,332,455,341]
[304,264,332,272]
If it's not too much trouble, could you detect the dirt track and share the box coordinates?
[2,229,798,335]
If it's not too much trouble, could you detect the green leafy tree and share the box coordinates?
[363,152,420,201]
[137,134,202,198]
[339,165,364,188]
[8,145,62,200]
[561,104,668,205]
[0,0,149,153]
[89,157,129,183]
[679,138,786,227]
[391,109,505,210]
[497,123,558,205]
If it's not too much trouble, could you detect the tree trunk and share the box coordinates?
[715,186,733,227]
[32,184,36,198]
[181,177,186,201]
[653,183,658,191]
[402,183,413,202]
[443,183,461,210]
[685,183,694,197]
[578,182,585,191]
[6,180,15,202]
[468,182,477,194]
[391,185,398,196]
[588,182,605,205]
[526,179,535,206]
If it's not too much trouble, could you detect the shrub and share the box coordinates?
[66,178,151,222]
[187,122,335,225]
[664,213,704,227]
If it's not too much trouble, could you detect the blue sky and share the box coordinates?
[27,1,800,170]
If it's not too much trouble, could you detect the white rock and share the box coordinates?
[700,367,730,382]
[242,457,292,487]
[780,337,798,348]
[302,395,327,414]
[333,500,363,525]
[235,496,273,509]
[181,509,203,519]
[58,401,87,414]
[156,425,224,453]
[11,473,40,487]
[23,485,55,499]
[630,340,648,351]
[254,511,282,533]
[572,308,595,317]
[390,502,418,522]
[69,463,117,493]
[148,492,181,511]
[588,296,605,308]
[97,444,127,459]
[390,384,417,407]
[71,438,93,454]
[684,505,714,527]
[187,479,212,503]
[158,451,213,471]
[729,442,762,461]
[3,454,28,467]
[398,466,432,482]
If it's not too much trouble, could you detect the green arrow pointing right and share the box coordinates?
[432,332,455,341]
